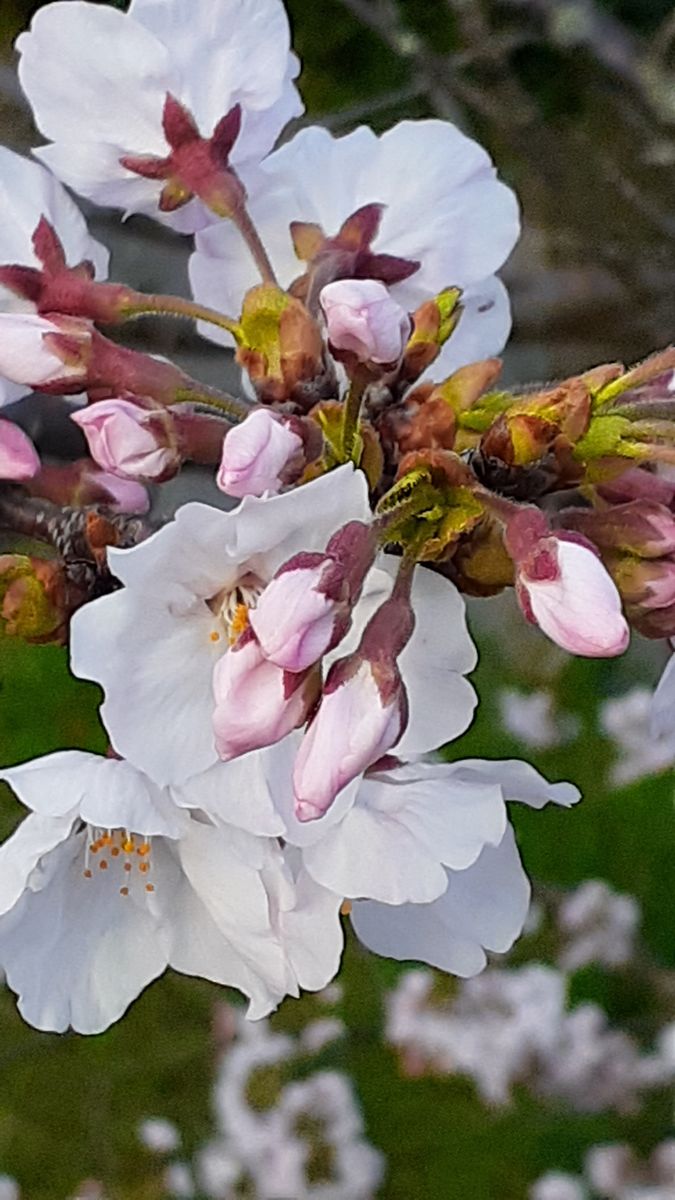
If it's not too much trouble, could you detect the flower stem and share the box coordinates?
[172,384,253,423]
[122,293,241,338]
[232,204,278,286]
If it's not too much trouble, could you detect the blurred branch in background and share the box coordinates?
[336,0,675,374]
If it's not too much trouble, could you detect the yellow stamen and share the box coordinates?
[228,602,250,644]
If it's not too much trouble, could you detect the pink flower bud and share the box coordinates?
[217,408,303,498]
[293,592,414,821]
[293,659,407,823]
[86,469,150,515]
[71,398,180,482]
[0,313,90,391]
[212,629,320,761]
[319,279,411,365]
[0,419,40,481]
[510,513,629,657]
[250,522,376,672]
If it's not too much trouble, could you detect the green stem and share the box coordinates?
[122,293,240,338]
[173,384,253,422]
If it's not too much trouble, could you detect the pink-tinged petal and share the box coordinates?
[72,398,179,481]
[251,565,337,671]
[217,408,302,498]
[212,635,317,762]
[319,278,411,364]
[0,419,40,481]
[522,540,630,657]
[293,662,405,822]
[0,313,89,389]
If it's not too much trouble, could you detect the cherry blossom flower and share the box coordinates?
[0,147,108,405]
[269,754,578,972]
[190,120,520,375]
[70,466,377,787]
[0,750,301,1032]
[17,0,302,232]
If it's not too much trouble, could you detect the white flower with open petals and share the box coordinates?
[267,753,578,974]
[0,750,302,1033]
[190,120,519,374]
[0,147,108,406]
[17,0,302,232]
[70,466,372,787]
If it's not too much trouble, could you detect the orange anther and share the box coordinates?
[90,842,99,853]
[124,861,132,873]
[119,886,129,897]
[210,630,221,643]
[228,602,249,644]
[111,846,120,857]
[145,884,155,893]
[122,839,135,853]
[100,834,113,847]
[139,862,150,874]
[83,869,93,879]
[137,843,151,856]
[99,859,108,871]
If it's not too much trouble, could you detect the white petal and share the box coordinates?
[278,866,344,993]
[70,590,222,786]
[397,564,478,756]
[0,811,74,917]
[33,141,165,220]
[444,758,580,808]
[351,896,487,977]
[0,750,101,817]
[0,146,109,285]
[0,831,168,1033]
[18,2,172,151]
[174,755,285,838]
[176,821,289,998]
[129,0,301,140]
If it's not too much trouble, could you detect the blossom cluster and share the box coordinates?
[385,880,675,1113]
[0,0,673,1038]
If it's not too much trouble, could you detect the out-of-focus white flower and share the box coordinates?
[557,880,640,971]
[529,1173,587,1200]
[0,146,108,406]
[0,1177,20,1200]
[163,1162,195,1199]
[385,961,675,1112]
[0,750,301,1032]
[138,1117,181,1155]
[190,120,519,375]
[602,687,675,785]
[300,1017,345,1053]
[499,688,579,750]
[17,0,302,232]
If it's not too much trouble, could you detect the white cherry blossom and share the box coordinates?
[17,0,302,232]
[190,120,520,375]
[0,750,313,1032]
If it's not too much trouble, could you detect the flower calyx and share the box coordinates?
[378,452,484,562]
[120,95,247,219]
[289,202,420,311]
[399,287,463,382]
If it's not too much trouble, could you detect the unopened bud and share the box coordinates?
[212,629,320,761]
[562,501,675,558]
[401,287,462,380]
[250,521,376,671]
[319,278,411,367]
[0,419,40,481]
[236,285,323,404]
[293,592,414,821]
[506,508,629,657]
[72,398,181,482]
[217,409,303,498]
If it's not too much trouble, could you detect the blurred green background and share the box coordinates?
[1,1,674,1196]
